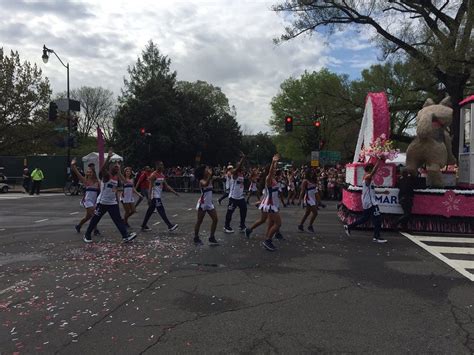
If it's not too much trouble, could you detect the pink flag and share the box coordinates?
[97,126,104,168]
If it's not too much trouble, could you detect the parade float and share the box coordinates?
[338,92,474,234]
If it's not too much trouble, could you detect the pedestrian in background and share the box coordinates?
[22,167,31,193]
[30,166,44,195]
[135,166,152,208]
[396,169,416,231]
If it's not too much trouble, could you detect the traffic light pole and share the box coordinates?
[66,62,71,175]
[42,45,71,175]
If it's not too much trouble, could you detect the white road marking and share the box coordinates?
[415,236,474,244]
[35,219,49,223]
[401,232,474,282]
[0,228,5,231]
[172,214,178,217]
[69,212,79,215]
[153,221,161,225]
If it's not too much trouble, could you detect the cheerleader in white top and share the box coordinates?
[261,154,282,252]
[246,169,260,205]
[193,165,219,246]
[141,161,180,232]
[71,158,100,236]
[286,169,297,205]
[245,167,285,240]
[297,169,320,234]
[121,167,143,228]
[84,150,137,243]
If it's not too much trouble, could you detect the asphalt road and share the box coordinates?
[0,192,473,354]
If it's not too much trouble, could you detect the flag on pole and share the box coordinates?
[97,126,105,168]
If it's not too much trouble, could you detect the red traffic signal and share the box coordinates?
[140,128,146,135]
[314,121,321,127]
[284,116,293,132]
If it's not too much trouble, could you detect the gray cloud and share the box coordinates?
[0,0,93,20]
[0,0,378,134]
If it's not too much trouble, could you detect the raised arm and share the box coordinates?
[266,154,279,186]
[70,158,87,184]
[365,159,381,183]
[233,153,246,177]
[100,149,113,178]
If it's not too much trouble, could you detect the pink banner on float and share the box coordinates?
[343,188,474,218]
[97,126,104,168]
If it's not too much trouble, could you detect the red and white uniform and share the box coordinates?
[196,182,214,211]
[248,179,258,192]
[259,179,280,213]
[122,179,134,204]
[81,181,99,208]
[288,176,295,192]
[97,177,119,205]
[151,172,165,199]
[304,181,317,207]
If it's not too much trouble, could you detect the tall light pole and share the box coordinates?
[42,44,71,174]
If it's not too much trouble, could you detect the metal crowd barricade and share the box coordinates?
[165,176,257,194]
[165,176,228,193]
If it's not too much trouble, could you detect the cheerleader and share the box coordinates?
[141,161,179,232]
[260,154,282,252]
[194,165,219,246]
[83,150,137,243]
[286,169,297,205]
[246,169,260,205]
[71,158,100,236]
[121,167,143,227]
[297,169,320,233]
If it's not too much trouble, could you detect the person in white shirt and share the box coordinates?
[224,154,247,233]
[84,150,137,244]
[343,160,387,243]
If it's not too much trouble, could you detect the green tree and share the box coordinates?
[176,80,242,166]
[273,0,474,156]
[270,69,359,160]
[115,41,185,166]
[0,48,55,155]
[241,133,277,166]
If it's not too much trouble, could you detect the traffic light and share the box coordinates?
[314,121,321,127]
[284,116,293,132]
[71,116,78,132]
[48,102,58,121]
[140,128,146,136]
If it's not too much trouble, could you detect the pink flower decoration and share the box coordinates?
[373,166,391,185]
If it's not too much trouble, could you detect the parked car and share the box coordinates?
[0,182,9,193]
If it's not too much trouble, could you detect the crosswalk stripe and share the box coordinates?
[416,236,474,243]
[431,246,474,255]
[401,232,474,282]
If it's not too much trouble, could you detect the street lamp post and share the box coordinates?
[42,45,71,174]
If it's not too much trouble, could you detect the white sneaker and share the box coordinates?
[168,224,179,232]
[224,227,234,234]
[373,238,387,243]
[343,225,351,237]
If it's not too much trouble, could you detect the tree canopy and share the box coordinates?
[114,41,242,167]
[273,0,474,156]
[0,48,55,155]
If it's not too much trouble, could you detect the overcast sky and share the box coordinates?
[0,0,379,133]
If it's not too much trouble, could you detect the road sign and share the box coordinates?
[54,99,81,112]
[319,151,341,165]
[311,151,319,167]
